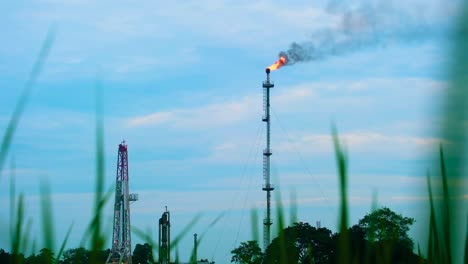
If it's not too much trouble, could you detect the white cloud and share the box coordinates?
[126,83,320,128]
[274,131,443,159]
[127,111,174,127]
[22,0,333,50]
[126,95,259,128]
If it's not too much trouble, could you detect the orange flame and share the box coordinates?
[267,55,287,71]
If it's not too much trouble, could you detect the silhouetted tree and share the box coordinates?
[22,248,54,264]
[60,247,89,264]
[132,243,153,264]
[0,249,12,264]
[264,222,336,264]
[231,240,263,264]
[59,247,108,264]
[358,207,415,251]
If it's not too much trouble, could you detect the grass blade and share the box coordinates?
[55,223,74,264]
[11,194,24,264]
[171,213,202,251]
[20,218,33,255]
[0,27,55,173]
[332,125,350,264]
[439,146,452,263]
[9,158,16,241]
[88,76,108,264]
[132,226,156,247]
[426,172,440,263]
[289,190,297,227]
[274,188,288,264]
[79,184,114,247]
[465,211,468,264]
[189,212,224,262]
[250,208,260,243]
[40,179,55,254]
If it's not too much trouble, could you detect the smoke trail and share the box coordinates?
[281,0,458,65]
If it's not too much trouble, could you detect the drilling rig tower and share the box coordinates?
[106,141,138,264]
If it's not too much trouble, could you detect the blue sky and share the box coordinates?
[0,0,466,263]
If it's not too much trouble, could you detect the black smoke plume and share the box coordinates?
[280,0,457,66]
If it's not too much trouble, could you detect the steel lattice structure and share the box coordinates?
[106,141,138,264]
[262,68,274,249]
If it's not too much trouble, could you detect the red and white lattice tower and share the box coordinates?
[106,141,138,264]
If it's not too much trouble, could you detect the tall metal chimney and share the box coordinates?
[262,68,274,250]
[159,207,170,264]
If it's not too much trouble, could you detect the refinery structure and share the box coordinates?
[103,64,284,262]
[159,208,171,264]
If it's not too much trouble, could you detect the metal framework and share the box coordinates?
[106,141,138,264]
[158,207,171,264]
[262,68,274,249]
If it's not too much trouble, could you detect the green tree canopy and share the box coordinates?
[60,247,89,264]
[264,222,336,264]
[132,243,153,264]
[0,249,11,264]
[231,240,263,264]
[24,248,55,264]
[358,207,415,250]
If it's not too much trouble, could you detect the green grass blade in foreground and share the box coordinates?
[9,159,16,241]
[132,226,156,246]
[175,249,180,264]
[0,27,55,173]
[439,146,452,263]
[189,212,224,263]
[40,179,55,254]
[289,190,298,227]
[332,126,350,264]
[170,213,202,252]
[11,194,24,264]
[31,239,37,259]
[90,76,107,263]
[426,172,440,263]
[250,208,260,243]
[80,184,114,247]
[439,1,468,262]
[465,211,468,264]
[20,218,33,255]
[363,191,378,264]
[274,187,288,264]
[198,212,224,242]
[132,226,157,263]
[55,223,74,264]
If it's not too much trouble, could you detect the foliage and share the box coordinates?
[58,247,109,264]
[263,222,335,264]
[60,247,90,264]
[358,207,415,251]
[231,240,263,264]
[132,243,154,264]
[240,207,421,264]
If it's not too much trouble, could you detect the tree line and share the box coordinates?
[231,207,424,264]
[0,243,216,264]
[0,243,152,264]
[0,206,420,264]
